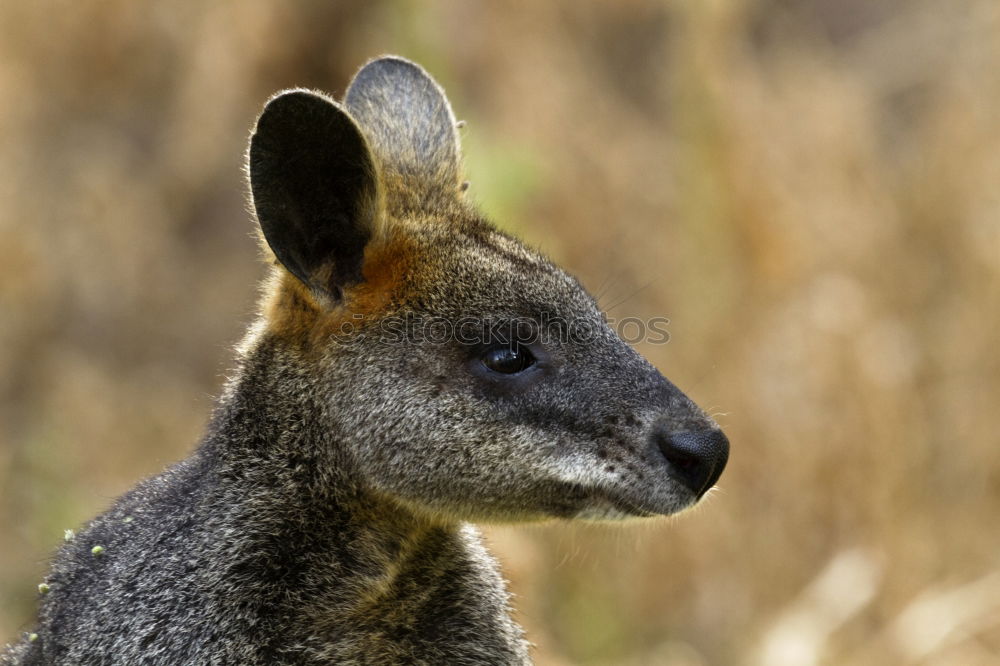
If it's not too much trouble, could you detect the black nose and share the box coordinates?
[654,428,729,498]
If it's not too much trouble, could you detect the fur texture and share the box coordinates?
[3,56,728,665]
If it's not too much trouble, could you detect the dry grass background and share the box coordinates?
[2,1,999,664]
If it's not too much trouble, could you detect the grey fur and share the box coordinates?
[345,56,462,199]
[2,56,727,665]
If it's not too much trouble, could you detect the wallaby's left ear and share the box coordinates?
[249,89,382,304]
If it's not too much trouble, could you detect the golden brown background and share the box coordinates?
[2,1,998,664]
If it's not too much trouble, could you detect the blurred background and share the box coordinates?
[2,1,998,664]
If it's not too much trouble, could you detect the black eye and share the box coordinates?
[481,344,535,374]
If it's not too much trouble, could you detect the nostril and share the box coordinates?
[655,428,729,498]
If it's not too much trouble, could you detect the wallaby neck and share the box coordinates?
[193,337,528,662]
[204,337,444,601]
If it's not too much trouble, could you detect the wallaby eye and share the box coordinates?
[482,344,535,375]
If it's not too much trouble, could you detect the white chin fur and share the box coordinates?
[574,499,638,522]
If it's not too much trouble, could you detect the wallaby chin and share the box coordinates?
[4,56,727,665]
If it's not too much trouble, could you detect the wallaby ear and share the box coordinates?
[345,56,462,195]
[249,89,382,304]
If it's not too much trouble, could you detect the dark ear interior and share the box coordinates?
[249,89,381,302]
[345,56,461,195]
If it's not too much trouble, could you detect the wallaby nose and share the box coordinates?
[654,428,729,498]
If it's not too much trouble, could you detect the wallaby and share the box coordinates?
[2,56,728,665]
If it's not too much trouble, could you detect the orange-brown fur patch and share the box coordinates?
[263,226,422,349]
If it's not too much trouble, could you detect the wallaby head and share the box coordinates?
[247,56,728,524]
